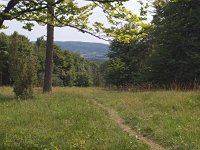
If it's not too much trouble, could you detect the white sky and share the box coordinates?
[0,0,152,44]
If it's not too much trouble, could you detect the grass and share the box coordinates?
[79,88,200,150]
[1,87,200,150]
[0,87,148,150]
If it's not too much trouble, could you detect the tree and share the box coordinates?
[72,53,93,86]
[0,0,149,92]
[53,45,73,86]
[103,58,127,86]
[91,63,103,86]
[35,37,96,87]
[148,0,200,88]
[43,0,55,92]
[0,0,149,41]
[35,37,46,86]
[9,32,37,99]
[0,0,20,27]
[0,33,10,85]
[103,35,151,86]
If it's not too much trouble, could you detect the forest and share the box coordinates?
[0,32,100,88]
[1,0,200,97]
[0,0,200,149]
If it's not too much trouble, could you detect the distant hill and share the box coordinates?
[54,41,109,62]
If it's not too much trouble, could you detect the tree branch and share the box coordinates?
[0,0,64,27]
[16,0,64,16]
[86,0,128,3]
[15,17,111,42]
[0,0,20,27]
[51,12,111,41]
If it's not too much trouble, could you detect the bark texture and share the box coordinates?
[43,2,54,93]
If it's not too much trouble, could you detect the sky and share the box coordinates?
[0,0,152,44]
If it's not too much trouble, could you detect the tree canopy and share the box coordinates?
[102,0,200,89]
[0,0,150,42]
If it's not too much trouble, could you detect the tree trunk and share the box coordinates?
[43,2,54,93]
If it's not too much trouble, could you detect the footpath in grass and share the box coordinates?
[79,88,200,150]
[92,100,165,150]
[0,87,148,150]
[1,87,200,150]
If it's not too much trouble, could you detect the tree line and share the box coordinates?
[0,32,100,98]
[0,0,148,94]
[102,0,200,90]
[1,0,199,98]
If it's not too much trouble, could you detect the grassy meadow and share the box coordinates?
[0,87,147,150]
[0,87,200,149]
[81,88,200,150]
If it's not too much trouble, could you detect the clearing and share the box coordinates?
[0,87,200,149]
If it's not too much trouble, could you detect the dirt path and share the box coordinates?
[93,100,166,150]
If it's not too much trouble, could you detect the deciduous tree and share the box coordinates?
[0,0,150,92]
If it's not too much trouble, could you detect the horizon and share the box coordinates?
[54,40,109,45]
[31,39,110,45]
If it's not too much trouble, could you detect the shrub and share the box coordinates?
[9,32,37,99]
[74,73,92,87]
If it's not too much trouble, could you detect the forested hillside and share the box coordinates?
[0,33,101,96]
[55,41,109,61]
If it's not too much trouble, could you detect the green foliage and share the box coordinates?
[0,32,100,89]
[1,0,150,43]
[104,58,127,86]
[53,46,74,86]
[52,74,64,86]
[1,0,151,91]
[0,33,10,85]
[103,38,150,86]
[147,0,200,88]
[0,33,9,70]
[35,37,96,87]
[53,46,94,87]
[74,73,92,87]
[91,63,103,86]
[72,54,93,86]
[9,32,37,99]
[92,2,151,42]
[35,37,46,86]
[102,0,200,89]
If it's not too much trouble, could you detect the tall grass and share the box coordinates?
[0,87,148,150]
[1,86,200,149]
[82,88,200,150]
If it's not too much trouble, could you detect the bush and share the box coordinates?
[9,32,37,99]
[74,73,92,87]
[52,74,64,86]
